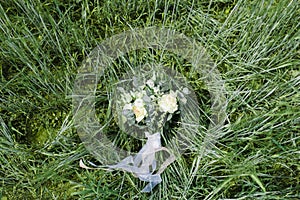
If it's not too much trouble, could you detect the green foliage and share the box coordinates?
[0,0,299,199]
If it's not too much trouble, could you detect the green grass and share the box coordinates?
[0,0,299,199]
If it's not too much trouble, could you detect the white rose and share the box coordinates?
[158,91,178,113]
[132,99,147,122]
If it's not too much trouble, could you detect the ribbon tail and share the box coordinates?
[141,181,161,193]
[139,174,162,193]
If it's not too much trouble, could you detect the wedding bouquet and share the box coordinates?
[110,64,195,192]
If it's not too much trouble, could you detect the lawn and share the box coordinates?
[0,0,299,199]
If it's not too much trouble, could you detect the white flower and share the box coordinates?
[182,87,190,94]
[153,86,160,94]
[123,103,132,110]
[132,99,147,122]
[135,91,145,99]
[134,98,144,107]
[146,79,155,88]
[158,91,178,113]
[122,93,132,103]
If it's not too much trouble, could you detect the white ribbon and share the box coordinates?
[108,132,175,192]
